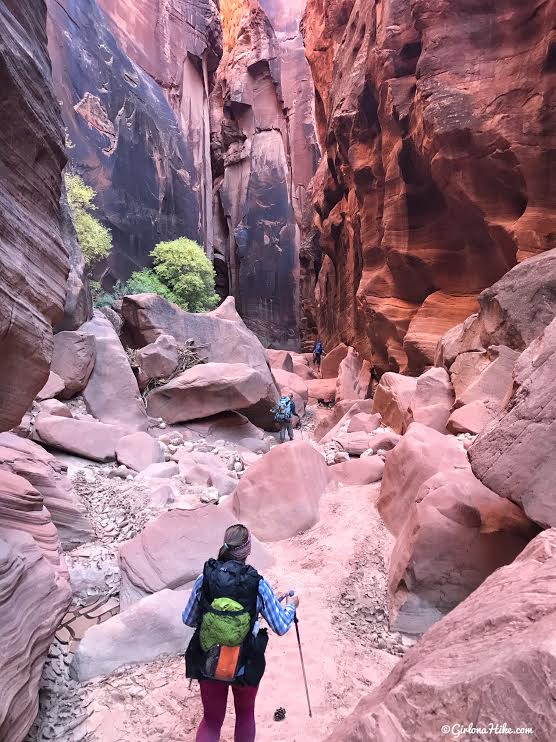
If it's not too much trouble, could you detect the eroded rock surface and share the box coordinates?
[0,0,69,431]
[302,0,556,373]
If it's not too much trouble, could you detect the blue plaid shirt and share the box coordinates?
[182,575,296,635]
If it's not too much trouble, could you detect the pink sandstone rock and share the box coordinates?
[325,528,556,742]
[377,423,468,535]
[136,333,178,381]
[336,432,375,457]
[0,530,71,742]
[347,413,382,435]
[372,373,417,434]
[272,368,309,416]
[266,350,294,373]
[0,432,92,549]
[118,504,272,608]
[116,432,164,473]
[82,313,148,431]
[447,401,495,436]
[457,345,519,410]
[317,400,376,443]
[36,399,73,420]
[331,457,385,486]
[34,415,127,462]
[146,362,277,425]
[335,348,372,403]
[469,318,556,528]
[233,441,332,542]
[388,468,538,636]
[307,377,337,403]
[408,367,454,433]
[36,371,65,402]
[51,330,96,399]
[320,343,350,379]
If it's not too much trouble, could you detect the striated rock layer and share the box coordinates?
[47,0,223,282]
[302,0,556,373]
[0,0,69,431]
[211,0,319,348]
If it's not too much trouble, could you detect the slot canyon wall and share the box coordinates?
[211,0,320,348]
[302,0,556,373]
[0,0,70,431]
[46,0,223,283]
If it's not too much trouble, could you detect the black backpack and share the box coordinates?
[185,559,269,686]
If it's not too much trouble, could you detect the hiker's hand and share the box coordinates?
[287,594,300,609]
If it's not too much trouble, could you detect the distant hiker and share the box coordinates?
[183,524,299,742]
[272,393,296,443]
[313,340,324,371]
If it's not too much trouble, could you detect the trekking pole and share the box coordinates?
[279,591,313,718]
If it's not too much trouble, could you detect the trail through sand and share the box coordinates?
[62,480,401,741]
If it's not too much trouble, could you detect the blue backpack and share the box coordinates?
[274,396,292,422]
[314,342,323,354]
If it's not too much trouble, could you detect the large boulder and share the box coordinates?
[475,248,556,352]
[34,415,127,462]
[81,313,148,431]
[136,334,178,381]
[51,330,96,399]
[233,441,332,542]
[447,401,495,436]
[347,413,382,435]
[335,348,371,403]
[372,373,417,434]
[306,377,337,402]
[119,503,272,608]
[315,399,375,443]
[36,371,65,402]
[122,296,275,388]
[455,345,519,409]
[469,318,556,528]
[336,432,375,456]
[388,469,537,635]
[266,349,294,373]
[116,432,164,473]
[407,367,454,433]
[181,411,265,444]
[325,529,556,742]
[320,343,349,379]
[377,423,468,535]
[0,432,92,548]
[146,363,278,426]
[70,589,194,681]
[0,530,71,742]
[331,457,385,486]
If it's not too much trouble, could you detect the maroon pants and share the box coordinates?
[196,680,258,742]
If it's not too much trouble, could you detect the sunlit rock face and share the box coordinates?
[211,0,319,349]
[47,0,223,283]
[0,0,69,432]
[302,0,556,373]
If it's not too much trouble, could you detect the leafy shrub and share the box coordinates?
[65,172,112,269]
[123,270,180,305]
[150,238,219,312]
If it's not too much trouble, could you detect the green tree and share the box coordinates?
[65,172,112,270]
[123,269,180,305]
[151,237,219,312]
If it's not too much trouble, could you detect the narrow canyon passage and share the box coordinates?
[1,1,555,741]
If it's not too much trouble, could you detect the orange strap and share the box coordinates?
[214,646,241,681]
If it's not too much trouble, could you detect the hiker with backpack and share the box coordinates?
[313,340,324,371]
[271,392,296,443]
[183,524,300,742]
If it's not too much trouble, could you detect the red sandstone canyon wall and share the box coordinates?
[46,0,223,283]
[211,0,319,348]
[302,0,556,373]
[0,0,70,431]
